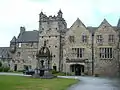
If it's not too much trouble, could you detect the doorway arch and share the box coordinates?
[70,64,84,76]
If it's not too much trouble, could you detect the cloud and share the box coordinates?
[0,0,120,46]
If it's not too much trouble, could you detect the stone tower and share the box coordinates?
[38,10,67,71]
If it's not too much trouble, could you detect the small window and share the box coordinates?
[42,36,43,38]
[33,55,34,58]
[55,36,57,38]
[108,34,114,42]
[82,35,87,43]
[17,52,21,57]
[42,28,44,30]
[53,55,55,57]
[49,36,51,38]
[49,28,51,30]
[97,35,103,43]
[46,40,49,44]
[49,46,51,48]
[56,28,57,30]
[55,46,57,48]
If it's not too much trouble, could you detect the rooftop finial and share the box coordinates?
[57,9,63,18]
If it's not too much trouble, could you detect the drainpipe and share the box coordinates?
[59,34,62,72]
[92,33,94,76]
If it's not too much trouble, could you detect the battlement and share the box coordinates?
[39,10,65,22]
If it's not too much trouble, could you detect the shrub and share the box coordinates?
[3,67,10,72]
[17,70,24,72]
[8,70,14,72]
[51,70,59,74]
[0,67,3,72]
[0,61,2,67]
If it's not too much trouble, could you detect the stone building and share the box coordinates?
[1,10,120,76]
[0,47,12,67]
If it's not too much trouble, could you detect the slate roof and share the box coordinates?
[0,47,11,59]
[117,18,120,27]
[17,30,39,43]
[87,27,97,33]
[10,36,16,43]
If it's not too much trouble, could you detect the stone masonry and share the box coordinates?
[4,10,120,76]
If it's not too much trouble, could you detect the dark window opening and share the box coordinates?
[53,66,57,71]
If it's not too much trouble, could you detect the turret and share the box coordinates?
[57,9,63,18]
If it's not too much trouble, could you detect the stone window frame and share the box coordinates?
[108,34,114,43]
[96,35,103,44]
[82,35,87,43]
[72,48,85,58]
[99,47,113,59]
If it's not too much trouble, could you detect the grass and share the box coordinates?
[0,75,78,90]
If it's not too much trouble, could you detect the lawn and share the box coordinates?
[0,75,78,90]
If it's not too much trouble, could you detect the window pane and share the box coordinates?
[110,48,112,58]
[105,48,107,58]
[100,48,102,58]
[108,48,109,58]
[77,48,79,57]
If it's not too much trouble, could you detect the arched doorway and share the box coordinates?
[70,64,84,76]
[14,64,17,71]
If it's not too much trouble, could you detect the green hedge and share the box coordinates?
[0,61,2,67]
[0,66,10,72]
[50,70,72,76]
[0,67,3,72]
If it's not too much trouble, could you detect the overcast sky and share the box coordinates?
[0,0,120,47]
